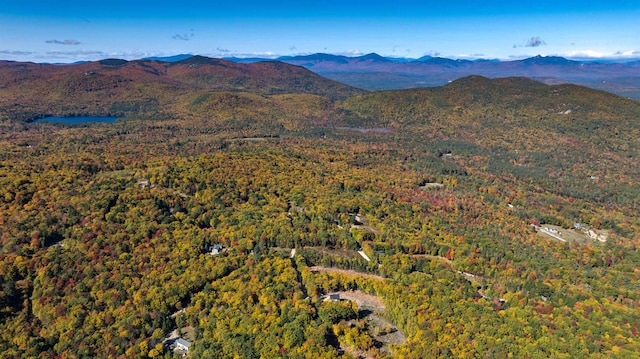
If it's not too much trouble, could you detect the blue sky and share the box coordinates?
[1,1,638,63]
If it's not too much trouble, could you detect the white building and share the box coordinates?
[175,338,191,351]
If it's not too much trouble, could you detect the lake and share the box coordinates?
[34,116,119,124]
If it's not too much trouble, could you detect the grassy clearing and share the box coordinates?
[537,224,607,244]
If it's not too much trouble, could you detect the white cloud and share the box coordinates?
[0,50,34,55]
[344,50,363,56]
[422,50,441,57]
[506,49,640,61]
[45,50,105,57]
[564,50,610,58]
[32,50,161,62]
[46,39,81,45]
[508,54,531,60]
[453,53,486,60]
[205,51,279,58]
[614,50,640,57]
[563,49,640,59]
[106,51,158,59]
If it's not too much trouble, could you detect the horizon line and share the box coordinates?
[2,52,640,65]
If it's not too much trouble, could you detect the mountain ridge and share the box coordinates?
[220,53,640,98]
[0,57,363,121]
[56,53,640,98]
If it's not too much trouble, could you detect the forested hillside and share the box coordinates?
[0,58,361,122]
[0,60,638,358]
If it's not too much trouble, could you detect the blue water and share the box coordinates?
[34,116,118,124]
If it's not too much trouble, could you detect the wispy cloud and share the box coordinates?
[45,50,107,58]
[565,49,640,59]
[507,49,640,61]
[526,36,545,47]
[173,30,194,41]
[343,50,363,56]
[40,50,155,61]
[210,51,278,58]
[216,47,231,53]
[614,50,640,57]
[454,53,486,59]
[2,48,172,63]
[514,36,546,48]
[422,50,441,57]
[0,50,34,55]
[46,39,81,45]
[172,34,192,41]
[106,51,155,59]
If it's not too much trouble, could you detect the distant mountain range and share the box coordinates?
[143,54,195,62]
[146,53,640,99]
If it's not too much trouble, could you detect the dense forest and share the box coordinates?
[0,58,639,358]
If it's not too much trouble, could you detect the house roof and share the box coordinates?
[175,338,191,349]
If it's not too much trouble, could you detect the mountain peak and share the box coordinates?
[357,53,390,62]
[98,58,129,66]
[277,53,349,64]
[175,55,227,66]
[144,54,194,62]
[420,57,470,66]
[520,55,578,65]
[415,55,433,62]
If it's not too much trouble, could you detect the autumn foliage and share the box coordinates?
[0,60,639,358]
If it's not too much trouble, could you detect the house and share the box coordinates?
[137,179,150,188]
[175,338,191,351]
[208,244,223,255]
[323,294,340,302]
